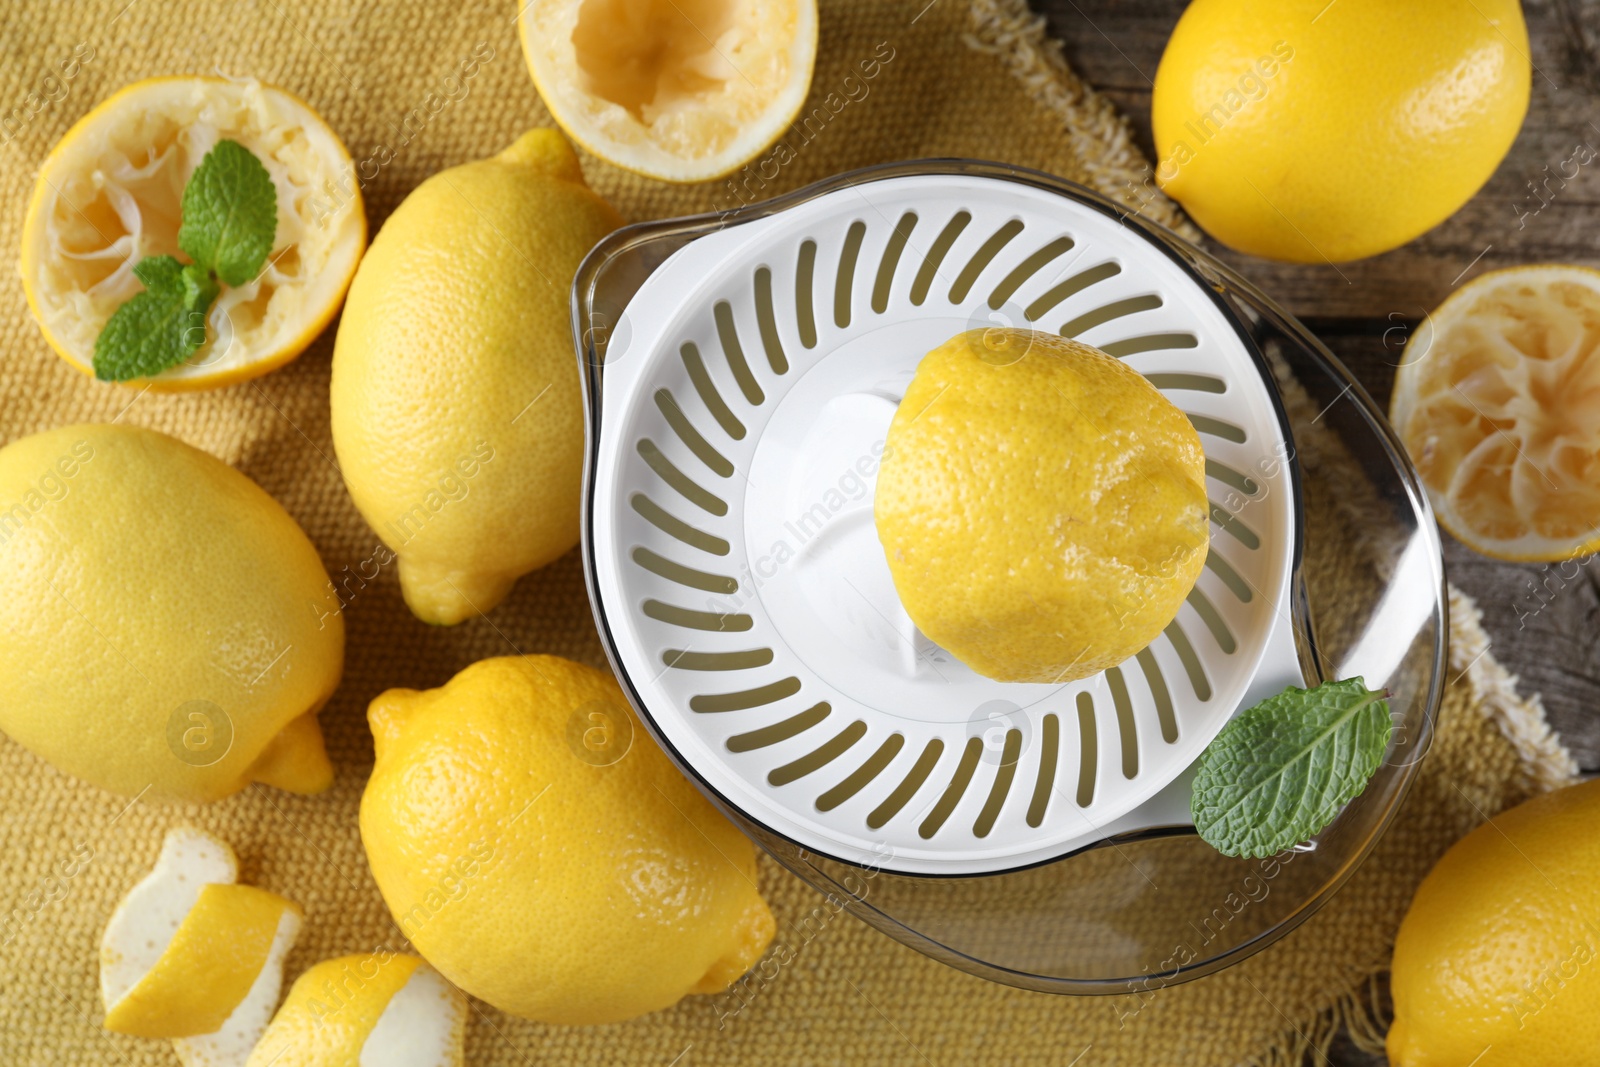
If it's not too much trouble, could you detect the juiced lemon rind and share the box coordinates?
[1392,264,1600,561]
[245,954,466,1067]
[518,0,817,182]
[20,76,365,389]
[100,826,302,1062]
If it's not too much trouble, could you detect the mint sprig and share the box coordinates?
[1190,677,1393,858]
[93,139,277,382]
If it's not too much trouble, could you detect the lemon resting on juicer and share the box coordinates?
[875,329,1209,683]
[19,76,365,389]
[359,654,774,1024]
[331,128,624,625]
[0,424,341,802]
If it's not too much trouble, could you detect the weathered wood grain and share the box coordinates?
[1035,2,1600,1063]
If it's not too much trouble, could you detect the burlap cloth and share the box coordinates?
[0,1,1579,1063]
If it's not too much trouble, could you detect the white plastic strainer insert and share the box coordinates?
[581,171,1306,876]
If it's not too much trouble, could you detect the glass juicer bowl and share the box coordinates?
[571,159,1445,994]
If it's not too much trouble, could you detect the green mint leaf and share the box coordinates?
[180,261,219,313]
[1190,677,1393,859]
[92,256,212,382]
[177,139,277,287]
[132,254,186,291]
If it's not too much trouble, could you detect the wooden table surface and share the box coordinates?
[1034,1,1600,1062]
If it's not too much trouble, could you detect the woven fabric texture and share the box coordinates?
[0,1,1567,1064]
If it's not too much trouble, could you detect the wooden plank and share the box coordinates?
[1031,3,1600,1063]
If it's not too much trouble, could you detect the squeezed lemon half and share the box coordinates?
[1392,265,1600,561]
[517,0,818,182]
[19,76,366,390]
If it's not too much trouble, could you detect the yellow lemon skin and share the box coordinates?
[0,425,341,802]
[331,129,623,625]
[103,883,296,1038]
[358,655,775,1025]
[1388,779,1600,1067]
[246,953,467,1067]
[247,954,420,1067]
[1152,0,1529,263]
[875,329,1208,683]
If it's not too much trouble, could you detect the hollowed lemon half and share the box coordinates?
[517,0,817,183]
[19,76,366,391]
[1392,265,1600,561]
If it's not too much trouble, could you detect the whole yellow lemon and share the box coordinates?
[1388,779,1600,1066]
[1152,0,1529,262]
[358,655,774,1025]
[874,329,1208,683]
[0,425,341,801]
[331,129,624,625]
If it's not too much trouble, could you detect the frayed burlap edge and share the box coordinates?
[1239,974,1395,1066]
[1445,585,1579,793]
[962,0,1203,240]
